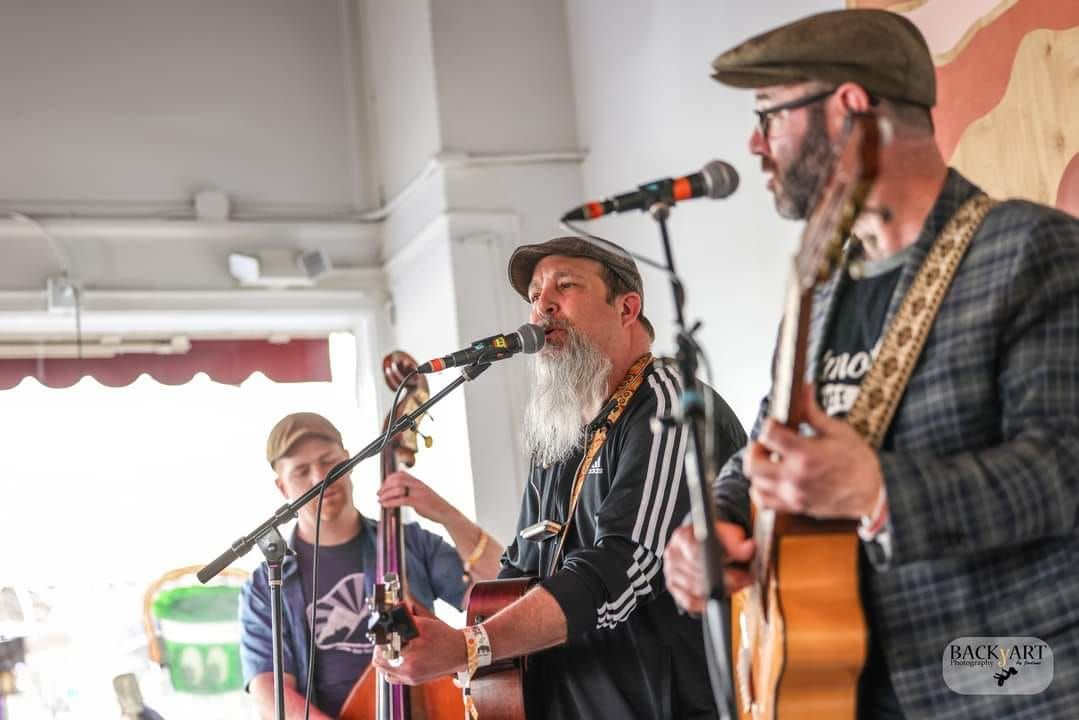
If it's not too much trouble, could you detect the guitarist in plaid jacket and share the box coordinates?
[665,9,1079,720]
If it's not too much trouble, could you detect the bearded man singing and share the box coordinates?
[372,236,746,719]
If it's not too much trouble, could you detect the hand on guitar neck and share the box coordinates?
[664,521,756,615]
[747,384,884,519]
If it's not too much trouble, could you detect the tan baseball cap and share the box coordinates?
[507,235,654,340]
[711,9,936,108]
[266,412,343,468]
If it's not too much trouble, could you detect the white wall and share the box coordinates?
[0,0,365,211]
[360,0,443,200]
[429,0,579,155]
[564,0,840,427]
[368,0,584,544]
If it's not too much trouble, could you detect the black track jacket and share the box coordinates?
[500,359,747,720]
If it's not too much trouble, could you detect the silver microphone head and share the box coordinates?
[516,323,545,354]
[700,160,739,199]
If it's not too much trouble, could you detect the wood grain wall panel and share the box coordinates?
[846,0,1079,213]
[949,28,1079,206]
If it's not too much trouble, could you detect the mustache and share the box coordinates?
[536,316,574,332]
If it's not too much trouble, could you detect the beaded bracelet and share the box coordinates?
[462,530,489,582]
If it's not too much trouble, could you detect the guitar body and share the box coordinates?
[733,518,866,719]
[464,577,538,720]
[338,667,463,720]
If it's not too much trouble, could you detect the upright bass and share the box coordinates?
[338,351,464,720]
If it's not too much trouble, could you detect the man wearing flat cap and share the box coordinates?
[373,237,747,719]
[664,8,1079,719]
[239,412,504,719]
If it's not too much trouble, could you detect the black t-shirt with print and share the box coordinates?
[817,253,904,422]
[294,533,372,717]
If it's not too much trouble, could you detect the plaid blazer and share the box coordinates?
[714,169,1079,718]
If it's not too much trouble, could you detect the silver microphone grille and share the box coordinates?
[701,160,739,199]
[516,323,545,354]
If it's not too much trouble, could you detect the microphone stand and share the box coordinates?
[197,362,492,720]
[647,199,736,720]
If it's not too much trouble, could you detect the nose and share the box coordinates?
[531,285,558,323]
[749,126,769,156]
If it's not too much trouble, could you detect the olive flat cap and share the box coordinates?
[508,236,654,340]
[266,412,343,467]
[711,9,936,108]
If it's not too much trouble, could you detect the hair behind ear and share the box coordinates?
[879,98,934,136]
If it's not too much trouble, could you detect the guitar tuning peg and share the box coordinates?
[418,432,433,449]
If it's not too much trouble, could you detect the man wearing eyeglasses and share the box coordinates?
[664,8,1079,720]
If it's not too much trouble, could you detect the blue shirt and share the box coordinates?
[239,516,467,715]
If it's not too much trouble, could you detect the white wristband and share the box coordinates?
[463,624,493,671]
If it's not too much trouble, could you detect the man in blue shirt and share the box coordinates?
[239,412,502,719]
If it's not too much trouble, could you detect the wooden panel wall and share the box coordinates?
[846,0,1079,215]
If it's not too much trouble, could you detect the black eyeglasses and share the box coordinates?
[754,89,836,138]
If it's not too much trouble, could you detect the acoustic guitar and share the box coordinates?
[731,113,880,719]
[460,577,538,720]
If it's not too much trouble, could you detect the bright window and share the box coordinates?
[0,332,384,718]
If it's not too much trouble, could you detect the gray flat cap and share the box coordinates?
[711,9,936,108]
[508,236,654,340]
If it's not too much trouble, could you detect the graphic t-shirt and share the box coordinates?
[293,533,373,716]
[817,247,907,421]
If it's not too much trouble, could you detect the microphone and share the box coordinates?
[417,323,545,373]
[561,160,739,221]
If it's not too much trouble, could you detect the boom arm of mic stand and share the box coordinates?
[197,362,492,584]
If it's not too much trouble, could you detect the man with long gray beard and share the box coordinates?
[372,236,746,719]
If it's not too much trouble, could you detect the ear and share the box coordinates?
[619,292,642,330]
[274,474,288,499]
[834,82,874,115]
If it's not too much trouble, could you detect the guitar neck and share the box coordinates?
[771,264,815,430]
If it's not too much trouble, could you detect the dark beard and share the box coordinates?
[775,105,832,220]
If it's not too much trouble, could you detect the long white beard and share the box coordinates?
[522,324,612,467]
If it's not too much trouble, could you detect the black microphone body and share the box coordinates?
[561,160,739,221]
[417,323,544,373]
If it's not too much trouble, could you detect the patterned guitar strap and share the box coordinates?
[547,352,654,576]
[845,193,996,446]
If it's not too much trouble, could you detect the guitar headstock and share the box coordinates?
[794,113,881,290]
